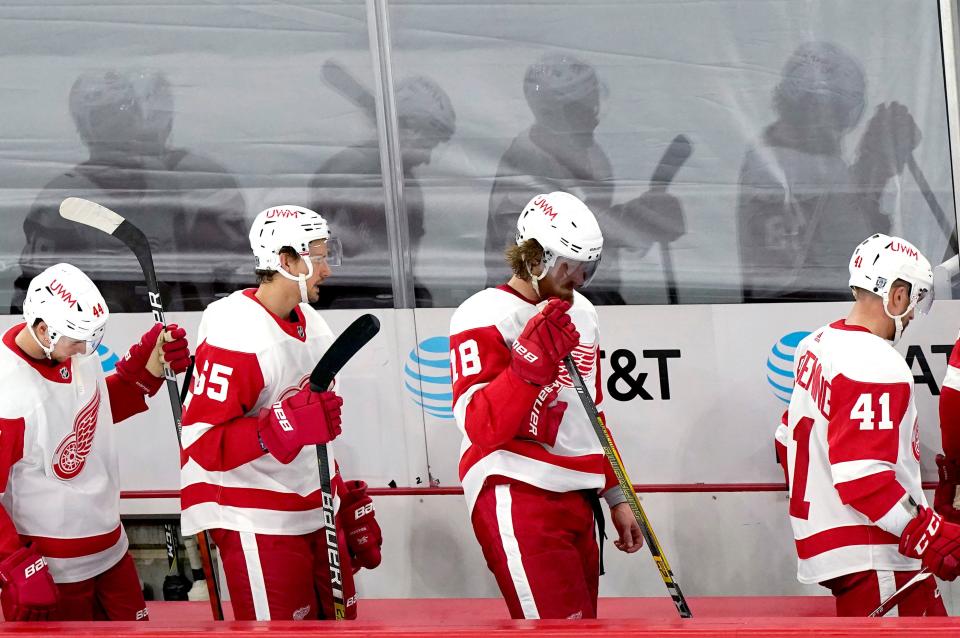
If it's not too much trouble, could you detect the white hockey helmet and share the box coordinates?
[249,205,341,303]
[516,191,603,290]
[849,233,933,344]
[22,263,109,358]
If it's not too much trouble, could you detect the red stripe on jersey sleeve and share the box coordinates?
[940,385,960,460]
[451,326,540,449]
[0,502,20,558]
[834,470,906,521]
[0,417,24,494]
[181,342,267,472]
[105,374,149,423]
[827,374,910,465]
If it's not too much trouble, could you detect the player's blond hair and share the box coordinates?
[506,239,545,281]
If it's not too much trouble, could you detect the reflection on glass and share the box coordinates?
[14,70,248,312]
[485,53,688,305]
[737,41,922,301]
[310,74,455,308]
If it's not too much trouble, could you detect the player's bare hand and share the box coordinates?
[611,502,644,553]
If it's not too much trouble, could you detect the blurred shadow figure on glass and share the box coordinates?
[737,41,922,301]
[311,70,455,308]
[486,53,688,305]
[14,70,248,312]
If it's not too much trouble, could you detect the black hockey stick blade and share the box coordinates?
[322,59,377,120]
[649,134,693,189]
[310,314,381,391]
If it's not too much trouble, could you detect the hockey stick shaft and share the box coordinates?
[649,135,692,305]
[178,357,224,620]
[868,568,931,617]
[907,154,959,256]
[59,198,223,619]
[563,356,692,618]
[308,314,381,620]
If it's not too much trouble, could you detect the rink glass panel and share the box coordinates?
[389,0,957,307]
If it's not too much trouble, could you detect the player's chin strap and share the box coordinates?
[278,255,315,305]
[882,293,917,347]
[26,323,57,359]
[527,262,550,298]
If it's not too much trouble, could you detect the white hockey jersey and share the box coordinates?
[450,285,618,513]
[0,324,127,583]
[180,289,343,536]
[777,319,924,584]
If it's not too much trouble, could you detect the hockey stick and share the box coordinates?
[322,59,376,121]
[58,197,225,620]
[563,355,692,618]
[308,313,382,620]
[163,354,194,580]
[868,568,932,617]
[648,135,692,305]
[177,356,224,619]
[906,155,959,259]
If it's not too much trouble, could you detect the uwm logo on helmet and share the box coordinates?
[266,208,300,219]
[48,279,78,308]
[533,196,557,220]
[888,240,919,259]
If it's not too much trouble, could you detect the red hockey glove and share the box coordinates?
[934,455,960,524]
[899,506,960,581]
[340,480,382,571]
[115,323,190,396]
[0,545,59,621]
[257,387,343,464]
[517,387,566,447]
[511,298,580,387]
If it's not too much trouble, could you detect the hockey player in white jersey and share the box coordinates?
[450,191,643,620]
[777,233,960,616]
[179,206,382,621]
[0,263,190,621]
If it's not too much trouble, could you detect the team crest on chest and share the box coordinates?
[276,374,311,402]
[53,387,101,480]
[554,344,598,387]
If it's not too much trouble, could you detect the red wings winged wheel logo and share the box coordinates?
[53,387,101,480]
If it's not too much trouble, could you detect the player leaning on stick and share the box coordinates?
[776,233,960,616]
[449,191,643,620]
[179,206,382,621]
[0,263,189,621]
